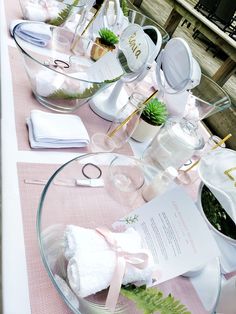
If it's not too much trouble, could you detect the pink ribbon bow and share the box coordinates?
[96,227,149,313]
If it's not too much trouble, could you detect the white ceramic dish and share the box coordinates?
[197,182,236,247]
[190,258,221,312]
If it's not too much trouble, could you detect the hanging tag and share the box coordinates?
[119,24,149,73]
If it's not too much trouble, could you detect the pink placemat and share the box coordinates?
[4,0,21,33]
[17,161,208,314]
[8,46,133,155]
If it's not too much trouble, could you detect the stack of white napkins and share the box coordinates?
[27,110,90,148]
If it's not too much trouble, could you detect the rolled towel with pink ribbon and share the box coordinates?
[65,226,155,307]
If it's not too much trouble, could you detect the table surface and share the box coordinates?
[0,0,234,313]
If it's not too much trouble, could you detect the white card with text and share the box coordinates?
[113,186,220,284]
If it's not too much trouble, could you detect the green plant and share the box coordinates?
[121,285,191,314]
[48,76,121,100]
[120,0,129,17]
[49,0,79,26]
[98,28,119,46]
[141,98,168,126]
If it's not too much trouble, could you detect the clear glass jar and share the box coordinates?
[90,92,145,152]
[142,117,204,171]
[106,92,146,149]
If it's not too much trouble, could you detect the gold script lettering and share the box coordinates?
[224,167,236,188]
[128,32,142,59]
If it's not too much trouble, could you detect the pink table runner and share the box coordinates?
[17,161,208,314]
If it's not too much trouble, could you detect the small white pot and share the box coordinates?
[131,119,161,143]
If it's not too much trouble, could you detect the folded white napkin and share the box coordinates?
[27,110,90,148]
[11,20,52,47]
[65,226,154,297]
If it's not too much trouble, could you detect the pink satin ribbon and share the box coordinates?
[96,227,149,313]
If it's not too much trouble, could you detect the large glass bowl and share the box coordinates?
[19,0,87,26]
[37,153,148,313]
[184,73,231,121]
[36,152,221,313]
[13,22,121,113]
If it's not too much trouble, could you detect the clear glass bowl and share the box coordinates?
[13,22,121,113]
[36,152,147,313]
[19,0,87,26]
[184,74,231,121]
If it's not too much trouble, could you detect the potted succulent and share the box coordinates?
[132,98,168,142]
[91,28,119,61]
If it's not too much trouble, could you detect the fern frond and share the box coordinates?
[47,74,121,100]
[49,0,79,26]
[120,0,129,17]
[121,285,191,314]
[48,83,102,99]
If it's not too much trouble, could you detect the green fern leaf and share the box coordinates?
[48,83,102,99]
[121,285,191,314]
[49,0,79,26]
[47,75,122,100]
[120,0,129,17]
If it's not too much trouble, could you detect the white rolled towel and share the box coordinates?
[12,21,52,47]
[64,225,111,260]
[24,4,48,22]
[65,226,154,297]
[64,225,145,259]
[23,0,60,22]
[35,69,65,97]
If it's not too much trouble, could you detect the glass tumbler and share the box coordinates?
[105,155,145,206]
[91,92,145,152]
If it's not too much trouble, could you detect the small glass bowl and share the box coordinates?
[19,0,86,26]
[13,22,120,113]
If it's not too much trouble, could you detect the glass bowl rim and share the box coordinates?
[13,21,120,85]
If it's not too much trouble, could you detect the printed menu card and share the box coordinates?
[113,186,220,284]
